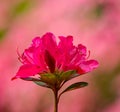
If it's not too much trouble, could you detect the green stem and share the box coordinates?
[53,88,58,112]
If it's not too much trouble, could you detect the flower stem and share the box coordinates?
[53,88,58,112]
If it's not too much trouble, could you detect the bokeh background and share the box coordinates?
[0,0,120,112]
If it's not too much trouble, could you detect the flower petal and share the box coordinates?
[77,44,87,56]
[57,36,75,70]
[32,37,41,47]
[12,64,42,80]
[58,35,74,52]
[77,60,99,74]
[42,32,57,52]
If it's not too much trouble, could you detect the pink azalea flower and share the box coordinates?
[12,32,98,80]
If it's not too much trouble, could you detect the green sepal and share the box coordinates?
[59,70,76,81]
[41,73,56,85]
[61,82,88,94]
[66,73,80,81]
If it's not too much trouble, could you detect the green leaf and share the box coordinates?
[61,82,88,94]
[60,70,76,81]
[21,77,41,81]
[34,81,50,88]
[21,77,50,88]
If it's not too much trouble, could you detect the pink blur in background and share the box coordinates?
[0,0,120,112]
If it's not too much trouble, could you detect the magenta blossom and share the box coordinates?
[12,32,98,112]
[12,32,98,80]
